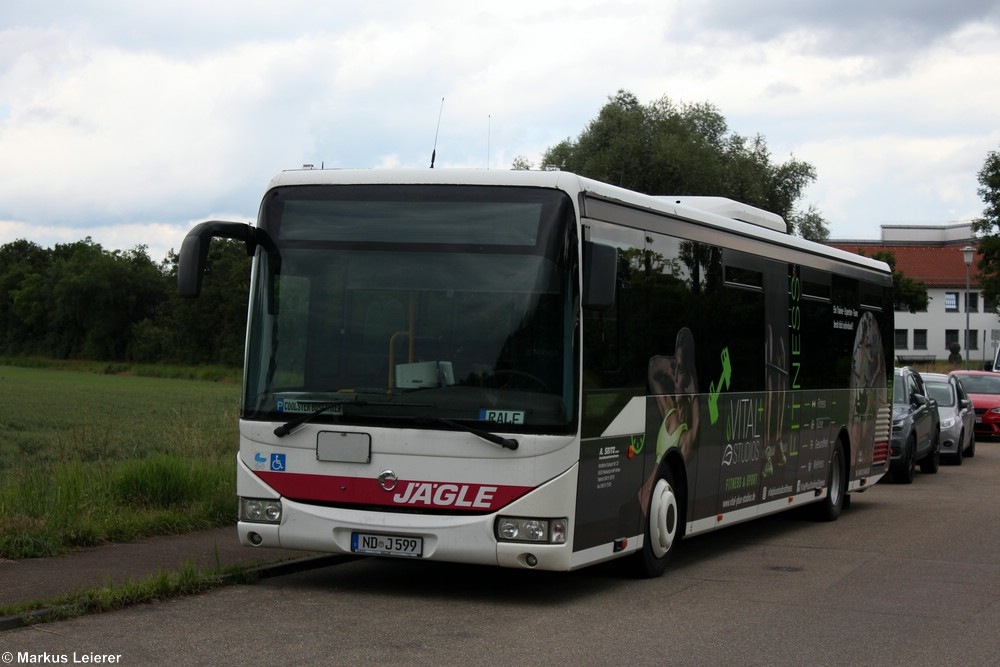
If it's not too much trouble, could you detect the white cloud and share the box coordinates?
[0,0,999,253]
[0,218,198,263]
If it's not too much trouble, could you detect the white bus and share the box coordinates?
[179,168,893,577]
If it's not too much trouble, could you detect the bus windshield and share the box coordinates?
[242,183,579,434]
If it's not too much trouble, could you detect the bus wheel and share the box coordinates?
[813,439,845,522]
[632,468,679,578]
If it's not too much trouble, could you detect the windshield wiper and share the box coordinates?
[437,418,519,451]
[273,396,433,437]
[273,400,518,451]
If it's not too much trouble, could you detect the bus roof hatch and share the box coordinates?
[657,196,787,234]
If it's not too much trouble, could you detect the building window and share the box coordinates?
[946,329,959,349]
[914,329,927,350]
[986,293,998,313]
[949,330,980,354]
[945,292,959,312]
[966,292,979,313]
[895,329,908,349]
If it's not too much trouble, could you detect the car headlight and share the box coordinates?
[496,517,567,544]
[991,407,1000,415]
[940,417,956,429]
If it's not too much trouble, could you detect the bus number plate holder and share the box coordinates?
[351,532,423,558]
[317,431,371,463]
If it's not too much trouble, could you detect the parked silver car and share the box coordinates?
[922,372,975,464]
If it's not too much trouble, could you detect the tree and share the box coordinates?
[541,90,821,226]
[0,239,52,354]
[859,249,929,313]
[511,155,532,170]
[157,240,251,365]
[788,204,831,242]
[34,239,166,359]
[0,235,250,365]
[971,146,1000,312]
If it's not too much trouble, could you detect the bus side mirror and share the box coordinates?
[582,241,616,310]
[178,221,255,298]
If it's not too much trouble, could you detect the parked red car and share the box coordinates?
[951,370,1000,440]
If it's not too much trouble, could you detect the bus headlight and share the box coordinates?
[495,517,567,544]
[241,498,282,524]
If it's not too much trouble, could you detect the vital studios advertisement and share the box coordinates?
[574,264,888,553]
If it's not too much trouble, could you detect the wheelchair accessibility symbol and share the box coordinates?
[270,453,286,472]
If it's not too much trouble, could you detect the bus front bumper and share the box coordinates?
[237,464,584,571]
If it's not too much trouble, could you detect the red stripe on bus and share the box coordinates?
[255,471,534,512]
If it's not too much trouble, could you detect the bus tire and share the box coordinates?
[631,467,680,578]
[813,439,846,522]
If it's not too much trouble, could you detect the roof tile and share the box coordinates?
[829,242,979,287]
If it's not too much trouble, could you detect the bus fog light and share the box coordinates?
[495,516,568,544]
[241,497,282,524]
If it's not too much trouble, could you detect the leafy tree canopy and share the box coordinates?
[788,204,830,243]
[971,146,1000,312]
[539,90,826,237]
[0,237,250,365]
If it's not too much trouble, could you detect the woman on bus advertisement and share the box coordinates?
[642,327,699,517]
[849,311,886,475]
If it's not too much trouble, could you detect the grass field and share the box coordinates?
[0,364,241,559]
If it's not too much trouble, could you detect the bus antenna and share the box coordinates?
[430,97,444,168]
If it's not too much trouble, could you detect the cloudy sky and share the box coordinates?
[2,0,1000,262]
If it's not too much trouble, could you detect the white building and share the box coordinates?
[831,223,999,367]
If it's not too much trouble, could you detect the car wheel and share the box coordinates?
[813,439,846,522]
[919,430,940,474]
[629,466,681,578]
[965,431,976,458]
[895,436,916,484]
[952,431,964,465]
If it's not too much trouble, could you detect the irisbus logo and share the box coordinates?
[377,470,398,491]
[390,481,498,509]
